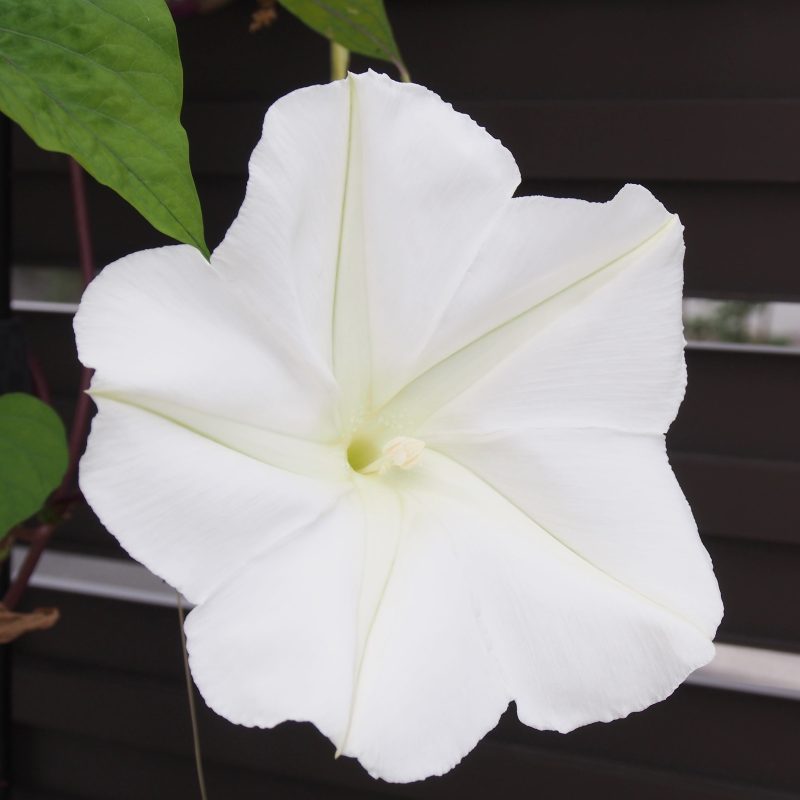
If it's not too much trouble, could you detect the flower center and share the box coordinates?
[347,434,426,475]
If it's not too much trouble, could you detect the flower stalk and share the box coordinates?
[330,41,350,82]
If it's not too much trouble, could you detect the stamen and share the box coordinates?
[359,436,426,476]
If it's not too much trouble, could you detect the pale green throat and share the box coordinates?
[346,433,425,475]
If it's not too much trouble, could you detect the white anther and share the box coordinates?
[361,436,426,476]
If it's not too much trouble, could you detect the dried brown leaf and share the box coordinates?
[0,603,59,644]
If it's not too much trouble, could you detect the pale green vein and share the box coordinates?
[90,390,347,482]
[331,75,357,373]
[380,216,678,430]
[336,480,404,757]
[430,447,710,641]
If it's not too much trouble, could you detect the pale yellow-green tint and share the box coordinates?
[347,435,382,473]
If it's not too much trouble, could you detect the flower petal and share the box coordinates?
[406,451,716,734]
[336,480,509,782]
[331,72,520,408]
[75,244,339,443]
[277,442,718,779]
[213,71,519,414]
[121,421,717,782]
[382,185,685,436]
[186,475,509,784]
[210,79,350,382]
[426,429,722,638]
[80,397,347,605]
[418,183,673,369]
[86,74,519,433]
[185,494,363,748]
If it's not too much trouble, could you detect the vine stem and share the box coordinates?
[1,525,54,610]
[68,159,95,286]
[177,594,209,800]
[2,158,95,611]
[57,159,96,497]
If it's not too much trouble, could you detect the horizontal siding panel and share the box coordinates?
[173,1,800,103]
[11,652,800,800]
[670,347,800,462]
[706,537,800,651]
[519,180,800,301]
[640,182,800,301]
[15,591,182,680]
[14,590,800,790]
[13,732,800,800]
[15,100,800,184]
[385,0,800,104]
[672,454,800,546]
[11,174,239,267]
[470,100,800,183]
[15,726,799,800]
[495,685,800,791]
[15,790,83,800]
[12,727,370,800]
[14,174,800,300]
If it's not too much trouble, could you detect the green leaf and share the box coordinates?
[279,0,408,79]
[0,0,207,255]
[0,393,68,539]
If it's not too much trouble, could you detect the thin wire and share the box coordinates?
[177,594,209,800]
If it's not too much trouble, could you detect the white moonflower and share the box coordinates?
[75,71,722,783]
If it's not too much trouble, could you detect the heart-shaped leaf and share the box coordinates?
[0,0,207,254]
[0,393,68,539]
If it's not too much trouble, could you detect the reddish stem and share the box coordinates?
[55,367,92,500]
[2,525,54,611]
[26,350,51,406]
[68,159,96,287]
[2,158,96,610]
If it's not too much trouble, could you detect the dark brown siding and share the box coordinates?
[8,0,800,797]
[12,589,800,800]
